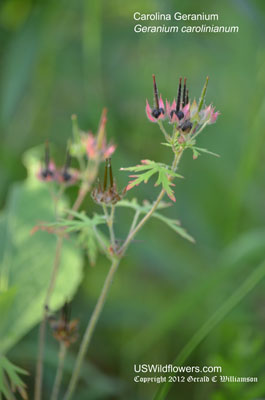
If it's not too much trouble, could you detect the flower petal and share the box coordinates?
[145,100,156,123]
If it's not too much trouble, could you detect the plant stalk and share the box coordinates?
[63,257,120,400]
[34,183,91,400]
[51,342,67,400]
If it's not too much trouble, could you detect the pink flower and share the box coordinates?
[145,74,166,123]
[83,109,116,161]
[37,161,57,182]
[210,108,220,124]
[199,104,220,125]
[57,168,79,186]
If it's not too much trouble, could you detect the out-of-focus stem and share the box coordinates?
[128,210,140,235]
[34,179,93,400]
[102,204,116,249]
[35,235,63,400]
[158,120,171,141]
[63,257,120,400]
[51,343,67,400]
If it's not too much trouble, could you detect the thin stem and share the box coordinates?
[102,204,116,249]
[158,120,171,141]
[63,257,120,400]
[34,183,91,400]
[93,226,108,255]
[128,210,140,235]
[51,343,67,400]
[35,235,63,400]
[118,189,166,255]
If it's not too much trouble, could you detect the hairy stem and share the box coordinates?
[102,204,116,248]
[51,343,67,400]
[63,257,120,400]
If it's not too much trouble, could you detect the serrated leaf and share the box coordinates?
[151,214,195,243]
[116,199,172,214]
[116,199,194,243]
[193,146,220,158]
[121,160,182,201]
[0,356,28,399]
[46,212,106,234]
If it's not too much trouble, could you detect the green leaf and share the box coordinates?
[193,146,220,158]
[198,76,209,112]
[77,227,99,267]
[47,212,106,234]
[151,213,195,243]
[116,199,194,243]
[0,356,28,399]
[0,148,83,353]
[121,160,182,201]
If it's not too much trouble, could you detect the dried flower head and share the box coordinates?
[48,302,78,347]
[91,158,126,205]
[146,74,166,122]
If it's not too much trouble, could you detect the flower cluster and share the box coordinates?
[91,158,126,205]
[37,143,79,186]
[146,74,219,135]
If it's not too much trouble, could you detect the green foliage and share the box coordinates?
[77,227,99,267]
[117,199,195,242]
[121,160,183,201]
[0,356,28,399]
[0,148,83,353]
[154,259,265,400]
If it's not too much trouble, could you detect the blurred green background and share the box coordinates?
[1,0,265,399]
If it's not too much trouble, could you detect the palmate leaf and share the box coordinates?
[0,356,28,399]
[121,160,183,202]
[46,212,106,234]
[116,199,194,243]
